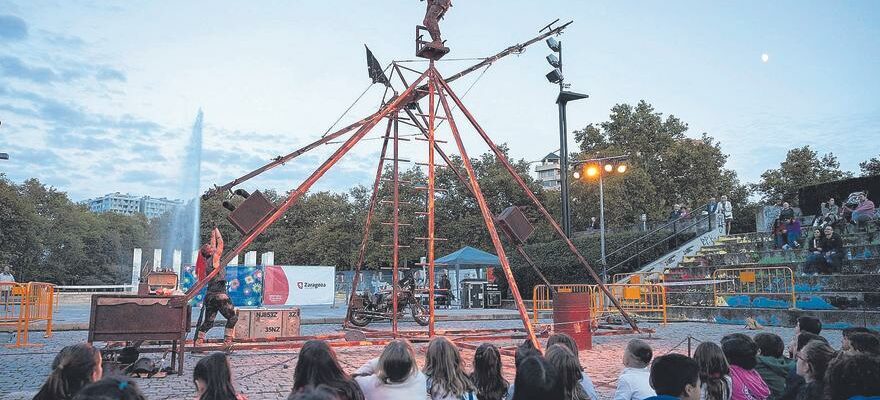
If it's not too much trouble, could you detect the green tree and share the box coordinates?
[753,146,852,202]
[859,155,880,177]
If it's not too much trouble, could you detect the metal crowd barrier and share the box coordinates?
[0,281,55,348]
[612,272,666,284]
[532,283,667,324]
[712,266,796,308]
[594,283,668,323]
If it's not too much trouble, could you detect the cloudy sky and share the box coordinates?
[1,1,878,201]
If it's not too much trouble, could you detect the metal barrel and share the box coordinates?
[552,291,592,350]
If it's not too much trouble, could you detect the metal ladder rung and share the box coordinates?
[414,162,447,167]
[413,137,448,144]
[379,200,413,205]
[413,237,449,241]
[381,179,412,184]
[378,136,411,141]
[382,157,411,163]
[412,186,449,192]
[381,222,413,226]
[381,244,412,248]
[414,211,429,216]
[412,113,447,120]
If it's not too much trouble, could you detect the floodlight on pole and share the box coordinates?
[617,164,627,173]
[546,54,561,68]
[546,37,561,52]
[0,153,8,160]
[572,171,580,179]
[604,163,613,172]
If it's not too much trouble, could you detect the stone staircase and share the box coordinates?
[662,230,880,329]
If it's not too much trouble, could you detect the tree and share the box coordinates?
[859,155,880,177]
[753,146,852,203]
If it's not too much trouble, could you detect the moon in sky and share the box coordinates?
[761,53,770,63]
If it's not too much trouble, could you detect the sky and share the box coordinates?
[1,1,878,202]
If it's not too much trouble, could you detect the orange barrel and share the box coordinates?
[552,291,592,350]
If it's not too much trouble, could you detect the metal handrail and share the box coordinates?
[605,212,714,276]
[601,202,714,262]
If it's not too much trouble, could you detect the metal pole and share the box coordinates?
[599,172,607,283]
[427,65,437,338]
[559,101,570,237]
[391,112,400,336]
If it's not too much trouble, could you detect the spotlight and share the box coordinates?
[0,153,7,160]
[604,163,613,172]
[546,37,561,52]
[233,189,250,198]
[546,54,560,68]
[585,165,598,177]
[546,68,564,84]
[573,171,580,179]
[617,164,627,173]
[222,201,237,212]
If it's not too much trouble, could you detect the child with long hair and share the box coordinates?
[289,340,363,400]
[545,344,589,400]
[34,343,103,400]
[354,339,427,400]
[547,333,599,400]
[693,342,732,400]
[470,343,509,400]
[193,352,248,400]
[511,355,563,400]
[721,335,770,400]
[424,336,475,400]
[72,377,147,400]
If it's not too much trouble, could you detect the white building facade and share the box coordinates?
[87,193,183,219]
[534,152,562,190]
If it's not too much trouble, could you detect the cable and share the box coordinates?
[322,63,394,138]
[394,57,488,63]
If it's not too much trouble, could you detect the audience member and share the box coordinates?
[547,333,599,400]
[423,337,476,400]
[288,385,342,400]
[779,202,795,221]
[193,352,248,400]
[721,335,770,400]
[753,333,793,400]
[847,332,880,355]
[613,339,656,400]
[826,353,880,400]
[819,226,844,273]
[470,343,508,400]
[670,205,683,221]
[851,193,876,225]
[780,333,829,400]
[784,218,801,249]
[511,355,564,400]
[805,229,825,274]
[693,342,731,400]
[794,341,836,400]
[72,377,146,400]
[645,354,701,400]
[507,339,543,399]
[719,195,733,235]
[289,340,363,400]
[841,327,875,351]
[354,339,427,400]
[796,316,822,336]
[34,343,103,400]
[546,344,590,400]
[591,216,600,230]
[819,198,839,227]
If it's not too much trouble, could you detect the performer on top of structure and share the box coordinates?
[194,228,238,347]
[423,0,452,48]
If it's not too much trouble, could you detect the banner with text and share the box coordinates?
[263,266,336,306]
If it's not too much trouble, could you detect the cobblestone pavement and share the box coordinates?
[0,321,842,400]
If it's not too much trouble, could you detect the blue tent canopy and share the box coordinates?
[435,246,500,266]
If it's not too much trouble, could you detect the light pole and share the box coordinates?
[544,35,588,237]
[573,155,628,282]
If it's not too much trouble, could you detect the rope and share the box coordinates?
[322,63,394,138]
[435,63,492,130]
[394,57,489,63]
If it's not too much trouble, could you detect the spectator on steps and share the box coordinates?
[826,353,880,400]
[470,343,509,400]
[805,229,825,274]
[772,219,789,250]
[851,193,876,225]
[819,198,839,227]
[670,204,683,221]
[794,341,836,400]
[779,202,795,221]
[193,352,248,400]
[753,333,793,400]
[644,354,702,400]
[719,195,733,235]
[613,339,656,400]
[785,218,802,250]
[721,335,770,400]
[819,226,844,273]
[693,342,731,400]
[548,333,599,400]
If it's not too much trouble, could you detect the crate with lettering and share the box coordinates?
[282,308,301,337]
[250,309,284,339]
[233,309,253,339]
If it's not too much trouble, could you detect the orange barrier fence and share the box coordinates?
[612,272,666,284]
[0,282,55,347]
[532,283,667,324]
[712,266,795,308]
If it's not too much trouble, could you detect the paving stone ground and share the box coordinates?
[0,321,842,400]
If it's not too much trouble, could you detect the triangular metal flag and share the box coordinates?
[365,45,390,87]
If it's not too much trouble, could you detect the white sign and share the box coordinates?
[263,265,336,306]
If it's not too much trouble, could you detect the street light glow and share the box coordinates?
[604,163,613,172]
[573,171,580,179]
[617,164,627,173]
[585,165,599,177]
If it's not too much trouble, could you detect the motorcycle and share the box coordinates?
[347,275,430,327]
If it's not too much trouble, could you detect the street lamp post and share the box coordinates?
[544,35,587,237]
[573,155,628,282]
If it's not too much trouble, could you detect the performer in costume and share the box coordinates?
[194,228,238,346]
[422,0,452,47]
